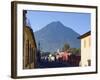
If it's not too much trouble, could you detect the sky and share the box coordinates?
[26,10,91,35]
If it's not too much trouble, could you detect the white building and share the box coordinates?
[78,31,91,67]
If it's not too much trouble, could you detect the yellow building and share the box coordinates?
[78,31,91,67]
[23,10,37,69]
[23,26,37,69]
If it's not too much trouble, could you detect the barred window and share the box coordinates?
[89,37,91,47]
[25,40,29,67]
[84,39,86,48]
[88,59,91,66]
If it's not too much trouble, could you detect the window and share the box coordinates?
[29,44,31,64]
[89,37,91,47]
[29,45,34,64]
[30,45,33,64]
[84,39,86,48]
[31,47,34,63]
[25,40,29,67]
[88,59,91,66]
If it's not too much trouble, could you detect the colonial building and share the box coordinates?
[56,51,70,61]
[23,10,37,69]
[78,31,91,67]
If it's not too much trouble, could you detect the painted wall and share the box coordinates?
[23,26,37,69]
[81,35,91,67]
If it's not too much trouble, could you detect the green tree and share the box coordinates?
[62,43,70,51]
[71,48,80,55]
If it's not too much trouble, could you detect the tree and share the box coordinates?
[71,48,80,55]
[62,43,70,51]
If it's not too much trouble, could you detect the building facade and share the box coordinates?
[23,10,37,69]
[78,31,91,67]
[23,26,37,69]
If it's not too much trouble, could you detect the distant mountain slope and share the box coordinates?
[34,21,80,52]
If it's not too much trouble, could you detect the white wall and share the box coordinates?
[81,35,91,67]
[0,0,100,80]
